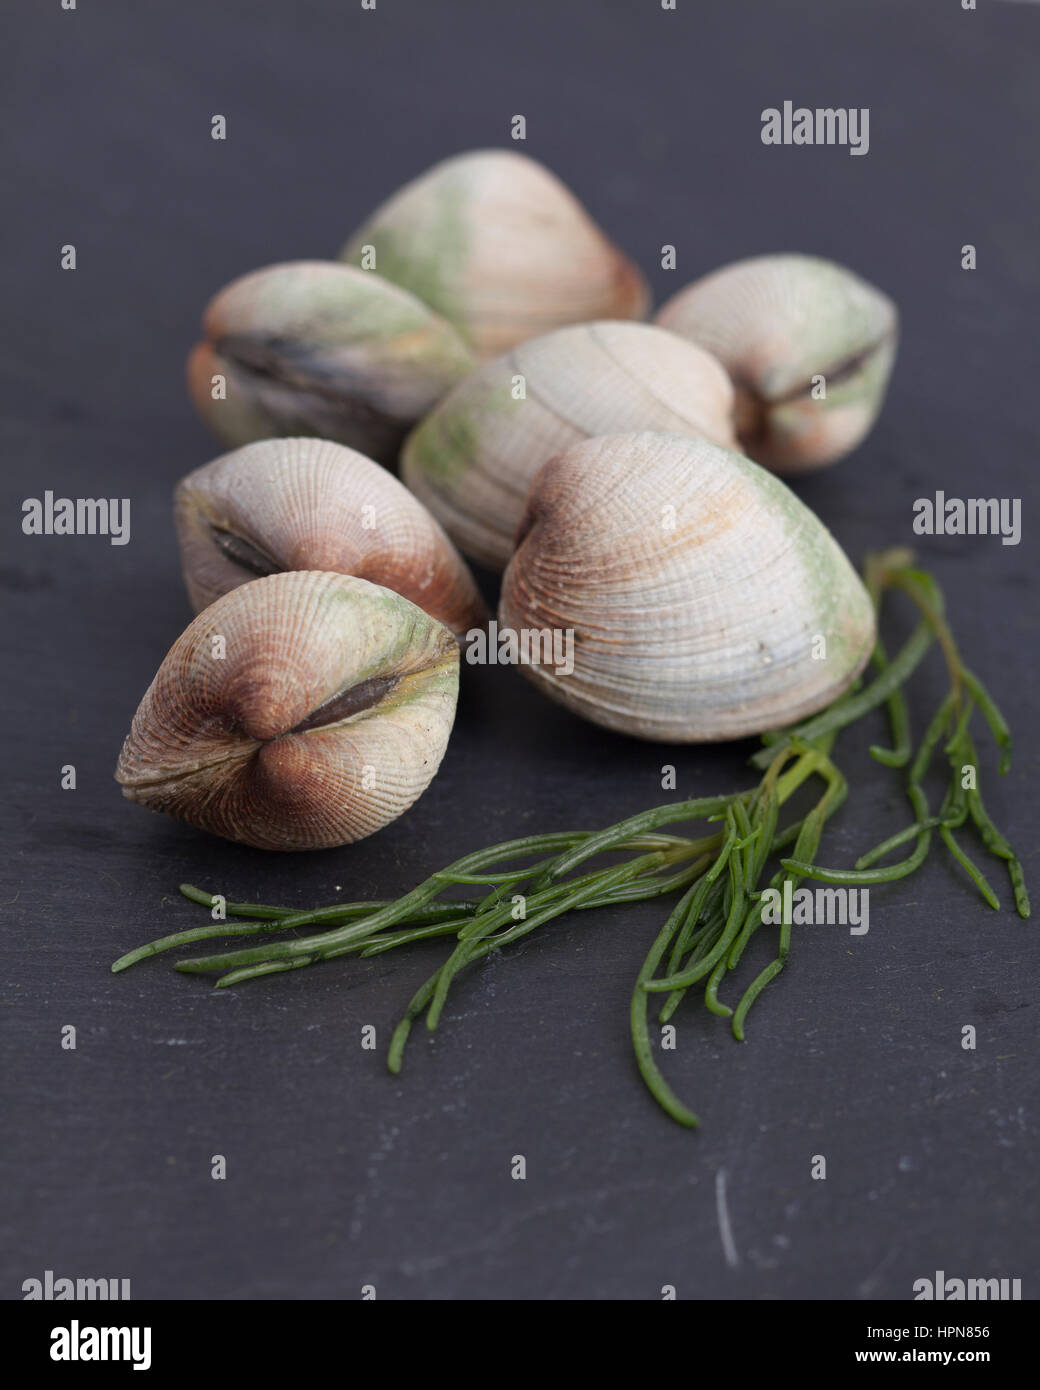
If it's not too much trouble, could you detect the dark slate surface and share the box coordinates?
[2,0,1037,1301]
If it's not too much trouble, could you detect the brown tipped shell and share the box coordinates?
[401,320,738,571]
[174,437,487,638]
[340,150,650,360]
[655,254,898,474]
[116,572,459,850]
[499,432,875,742]
[186,260,474,462]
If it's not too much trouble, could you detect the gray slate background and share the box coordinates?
[2,0,1037,1300]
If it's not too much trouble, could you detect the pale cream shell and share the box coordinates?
[499,431,875,741]
[655,254,898,474]
[401,320,738,571]
[116,572,460,850]
[186,260,474,462]
[175,437,487,638]
[341,149,650,360]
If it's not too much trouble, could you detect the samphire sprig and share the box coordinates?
[113,550,1029,1127]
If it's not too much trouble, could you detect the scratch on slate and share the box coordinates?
[715,1167,739,1269]
[391,1172,694,1277]
[859,1246,897,1297]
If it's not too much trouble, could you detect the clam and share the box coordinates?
[186,261,474,462]
[115,571,459,850]
[499,431,875,742]
[401,320,737,571]
[174,437,486,637]
[655,254,898,474]
[340,149,650,360]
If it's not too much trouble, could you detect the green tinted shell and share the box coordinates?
[187,261,474,464]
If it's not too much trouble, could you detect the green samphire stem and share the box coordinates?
[113,551,1029,1127]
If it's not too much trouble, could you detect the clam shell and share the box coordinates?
[186,261,474,462]
[341,150,650,360]
[174,437,487,638]
[116,572,459,850]
[655,254,898,473]
[499,432,875,741]
[401,321,737,571]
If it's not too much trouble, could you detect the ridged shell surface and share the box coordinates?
[341,150,650,360]
[499,432,875,741]
[655,254,897,473]
[175,437,486,637]
[401,320,737,571]
[186,261,474,462]
[116,572,459,850]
